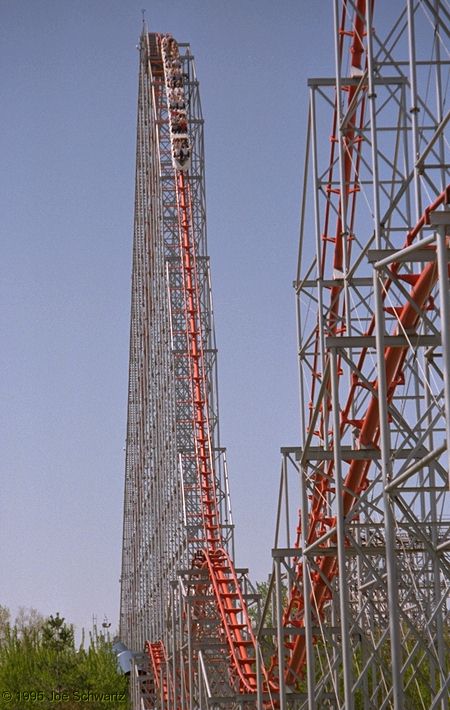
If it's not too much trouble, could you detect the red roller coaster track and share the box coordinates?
[144,6,449,701]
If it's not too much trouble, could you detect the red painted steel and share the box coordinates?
[175,171,222,548]
[143,21,449,700]
[284,191,448,685]
[146,640,172,705]
[175,164,266,695]
[202,548,259,692]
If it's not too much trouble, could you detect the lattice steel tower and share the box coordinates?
[119,27,237,625]
[120,5,449,709]
[282,0,450,707]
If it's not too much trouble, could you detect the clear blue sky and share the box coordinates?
[1,0,332,636]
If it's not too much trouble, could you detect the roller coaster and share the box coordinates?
[119,2,450,708]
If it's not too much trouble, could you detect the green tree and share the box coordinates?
[14,607,44,638]
[0,608,129,710]
[42,613,74,653]
[0,606,10,644]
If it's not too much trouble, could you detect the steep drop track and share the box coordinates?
[143,5,449,703]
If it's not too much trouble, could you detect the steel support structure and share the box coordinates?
[120,30,240,706]
[120,3,450,709]
[287,1,450,707]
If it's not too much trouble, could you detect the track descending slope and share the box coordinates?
[121,4,450,708]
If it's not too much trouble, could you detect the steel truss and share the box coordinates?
[120,3,450,709]
[120,29,264,709]
[278,1,450,708]
[120,29,237,689]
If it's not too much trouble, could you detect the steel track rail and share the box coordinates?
[140,6,449,702]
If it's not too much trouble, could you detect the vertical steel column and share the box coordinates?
[255,639,263,709]
[433,0,447,194]
[275,558,287,710]
[407,0,423,220]
[283,457,290,549]
[434,214,450,710]
[330,349,354,710]
[170,583,178,710]
[366,5,404,705]
[373,270,404,710]
[332,0,353,339]
[309,86,328,409]
[178,589,186,710]
[299,464,315,710]
[187,602,194,710]
[435,214,450,483]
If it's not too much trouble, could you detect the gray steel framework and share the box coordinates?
[274,1,450,708]
[120,30,260,710]
[120,3,450,709]
[120,30,234,656]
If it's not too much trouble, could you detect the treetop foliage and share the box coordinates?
[0,606,129,710]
